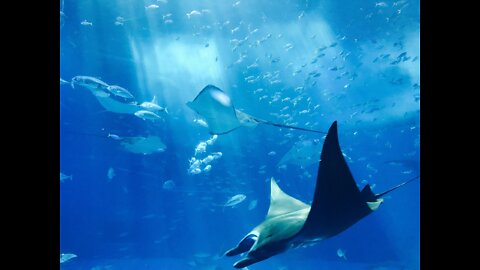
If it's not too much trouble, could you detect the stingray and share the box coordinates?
[224,121,418,268]
[278,139,324,168]
[119,136,167,155]
[186,85,327,135]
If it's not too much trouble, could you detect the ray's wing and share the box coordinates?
[186,85,242,134]
[267,178,310,219]
[299,121,377,239]
[235,109,260,127]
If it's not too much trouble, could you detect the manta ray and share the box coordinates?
[277,139,324,168]
[225,121,418,268]
[187,85,327,135]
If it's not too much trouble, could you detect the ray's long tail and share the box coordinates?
[375,175,420,199]
[251,116,327,134]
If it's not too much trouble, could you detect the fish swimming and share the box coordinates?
[139,96,168,114]
[337,248,347,260]
[225,121,418,268]
[163,180,175,190]
[224,194,247,208]
[60,253,77,263]
[70,76,110,97]
[385,159,420,175]
[186,10,202,19]
[80,20,93,26]
[145,4,159,10]
[139,102,165,112]
[248,199,258,210]
[107,167,115,181]
[60,173,73,182]
[105,85,136,101]
[107,133,123,140]
[134,110,161,121]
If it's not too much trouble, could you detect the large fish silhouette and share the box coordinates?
[225,121,418,268]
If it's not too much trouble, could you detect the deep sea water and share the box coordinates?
[60,0,420,269]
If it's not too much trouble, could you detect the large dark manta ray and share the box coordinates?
[224,121,418,268]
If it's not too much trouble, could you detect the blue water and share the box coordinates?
[60,0,420,269]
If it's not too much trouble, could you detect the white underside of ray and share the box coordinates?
[247,178,311,252]
[250,207,310,251]
[186,86,244,134]
[267,177,310,219]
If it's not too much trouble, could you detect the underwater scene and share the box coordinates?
[60,0,420,270]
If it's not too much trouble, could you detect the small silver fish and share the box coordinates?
[186,10,201,19]
[211,152,222,159]
[139,102,168,113]
[201,155,214,164]
[193,118,208,127]
[70,76,109,94]
[375,2,388,7]
[224,194,247,207]
[60,253,77,263]
[80,20,93,26]
[107,133,123,140]
[163,180,175,190]
[203,164,212,172]
[134,110,161,121]
[106,85,135,100]
[107,167,115,181]
[337,248,347,260]
[248,199,258,210]
[145,4,159,10]
[195,142,207,156]
[205,135,217,145]
[60,173,73,182]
